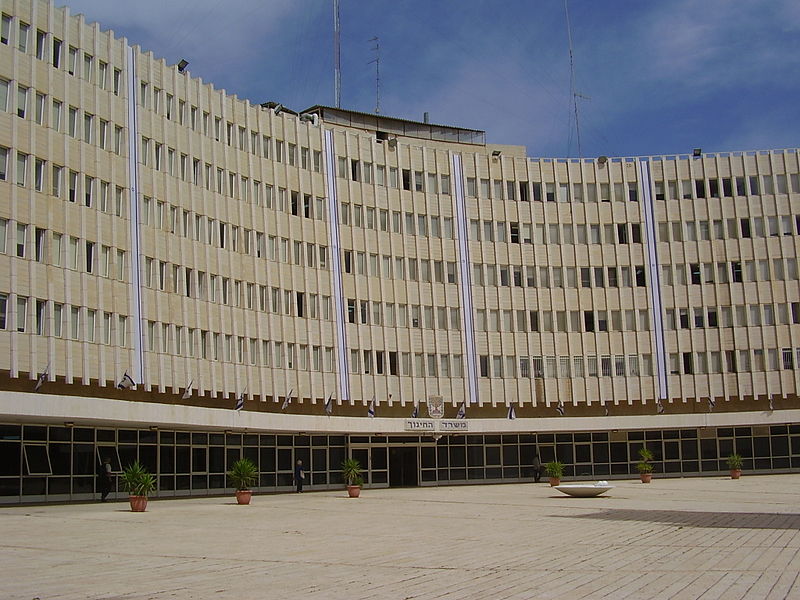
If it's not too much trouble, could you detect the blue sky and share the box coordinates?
[63,0,800,158]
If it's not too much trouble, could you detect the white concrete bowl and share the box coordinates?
[554,484,614,497]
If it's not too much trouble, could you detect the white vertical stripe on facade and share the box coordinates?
[639,160,668,400]
[124,45,145,385]
[323,129,350,401]
[452,153,479,405]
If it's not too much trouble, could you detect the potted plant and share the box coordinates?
[120,460,156,512]
[637,447,654,483]
[228,458,258,504]
[727,453,743,479]
[341,458,363,498]
[545,461,564,486]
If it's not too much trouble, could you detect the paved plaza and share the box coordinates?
[2,475,800,599]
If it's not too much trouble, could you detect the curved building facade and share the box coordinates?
[0,0,798,502]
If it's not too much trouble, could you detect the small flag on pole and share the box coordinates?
[281,388,293,410]
[367,398,375,418]
[708,397,716,412]
[769,397,774,411]
[34,363,49,392]
[117,371,136,390]
[181,380,193,400]
[657,399,665,415]
[410,403,419,418]
[456,402,466,419]
[507,404,516,420]
[234,390,245,411]
[604,406,609,417]
[324,393,333,416]
[556,400,565,416]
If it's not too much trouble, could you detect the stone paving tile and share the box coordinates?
[2,475,800,599]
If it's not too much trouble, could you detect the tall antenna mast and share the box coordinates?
[333,0,341,108]
[565,0,588,158]
[368,36,380,114]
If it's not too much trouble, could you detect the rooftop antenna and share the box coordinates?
[333,0,341,108]
[368,36,380,114]
[565,0,589,158]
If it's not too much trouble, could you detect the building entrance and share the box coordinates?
[389,447,419,487]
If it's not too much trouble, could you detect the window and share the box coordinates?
[17,21,29,53]
[16,296,26,331]
[15,223,26,257]
[0,14,10,45]
[16,84,27,118]
[68,46,78,75]
[34,92,45,124]
[82,53,93,81]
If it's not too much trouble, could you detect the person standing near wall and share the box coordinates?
[294,459,305,493]
[98,457,113,502]
[532,453,544,483]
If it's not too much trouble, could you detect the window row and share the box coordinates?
[482,353,655,379]
[345,300,461,330]
[653,174,800,201]
[476,308,651,334]
[142,262,332,318]
[0,147,127,215]
[662,258,800,286]
[472,263,648,289]
[348,348,464,377]
[665,302,800,330]
[0,293,127,344]
[337,158,453,195]
[458,172,799,203]
[469,219,643,246]
[139,83,323,174]
[340,204,456,239]
[0,83,125,152]
[141,198,329,266]
[668,348,800,375]
[0,220,127,279]
[0,13,122,93]
[144,322,335,371]
[658,215,800,243]
[466,177,639,203]
[342,251,458,284]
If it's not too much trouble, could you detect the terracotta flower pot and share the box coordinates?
[640,473,652,483]
[347,485,361,498]
[129,495,148,512]
[730,469,742,480]
[235,490,253,505]
[548,477,561,487]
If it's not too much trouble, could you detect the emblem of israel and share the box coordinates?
[427,395,444,419]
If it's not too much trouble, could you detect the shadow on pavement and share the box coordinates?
[573,508,800,530]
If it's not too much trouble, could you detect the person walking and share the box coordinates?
[532,453,543,483]
[294,459,305,493]
[98,457,113,502]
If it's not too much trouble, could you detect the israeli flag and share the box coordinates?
[410,404,419,418]
[34,363,49,392]
[456,402,466,419]
[367,399,375,418]
[235,391,245,411]
[657,399,665,414]
[769,397,774,411]
[281,388,293,410]
[324,393,333,416]
[181,380,193,400]
[556,400,565,416]
[507,404,516,420]
[117,371,136,390]
[708,397,716,412]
